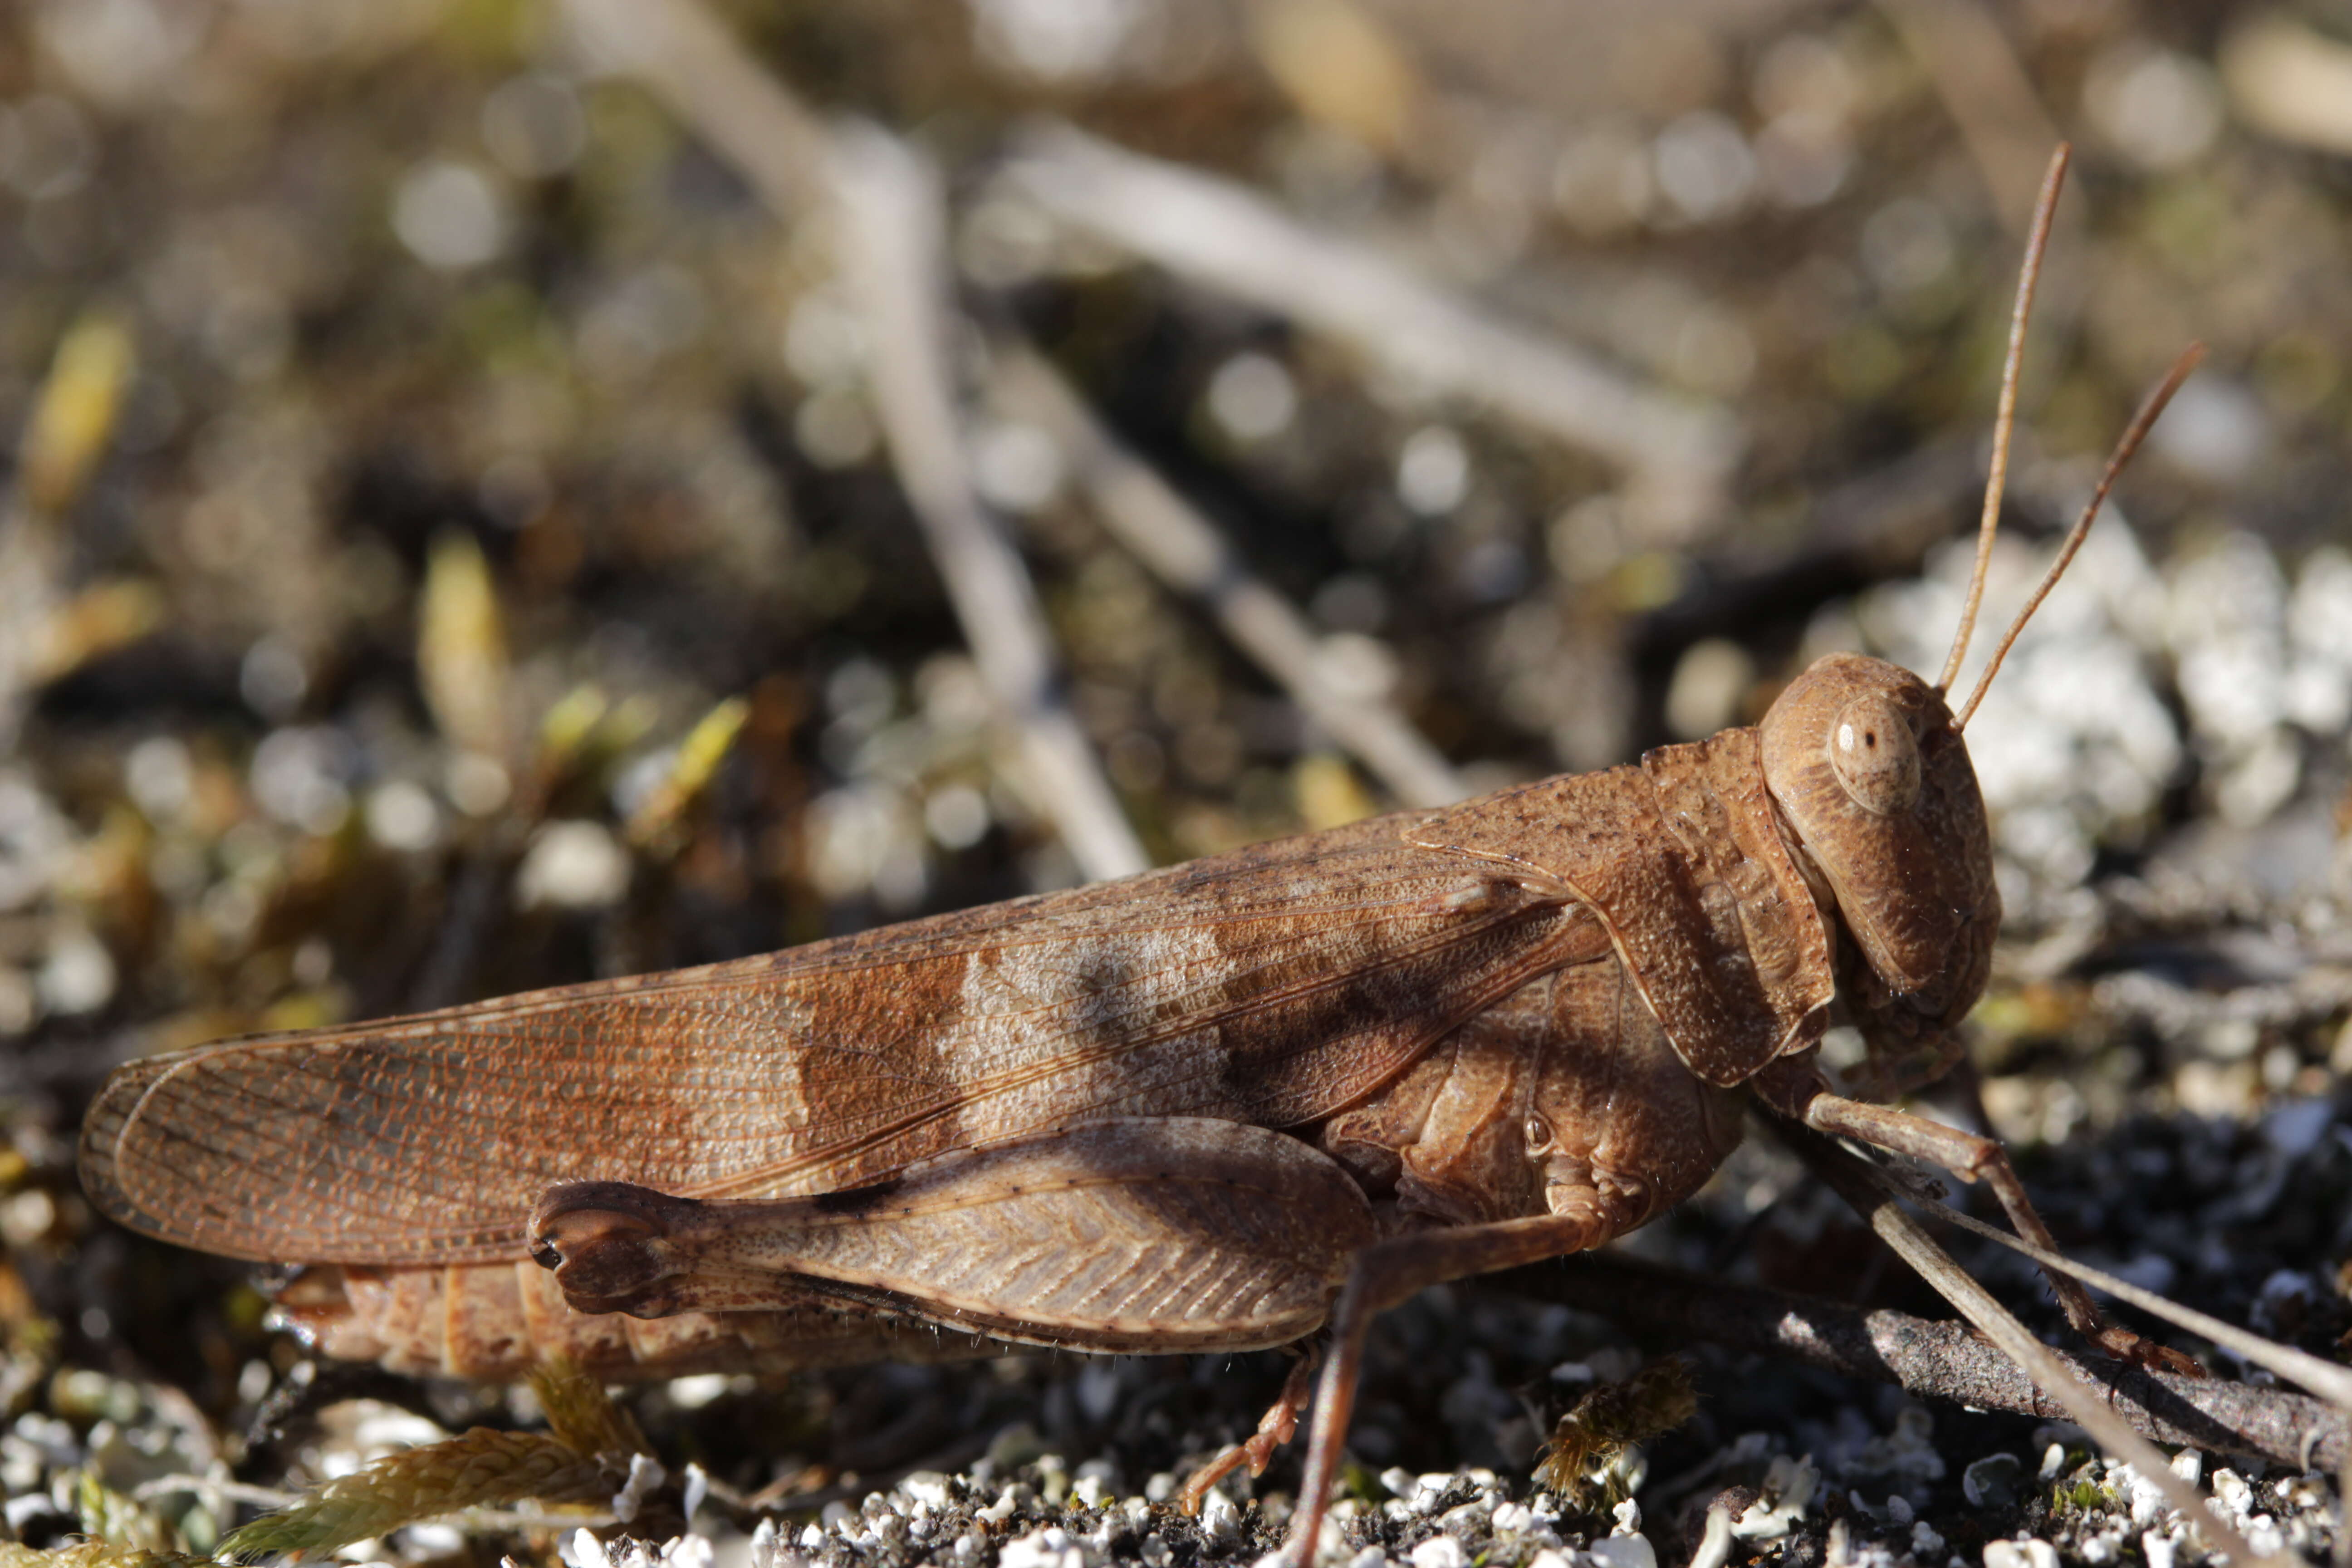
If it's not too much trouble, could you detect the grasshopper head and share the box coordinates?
[1744,149,2195,1098]
[1759,652,1997,1087]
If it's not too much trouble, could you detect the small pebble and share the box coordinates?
[609,1452,665,1524]
[1963,1453,2023,1509]
[1437,1496,1494,1535]
[1408,1536,1466,1568]
[1589,1534,1657,1568]
[516,819,630,910]
[1200,1488,1242,1548]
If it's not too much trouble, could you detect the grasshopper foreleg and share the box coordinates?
[1794,1091,2203,1378]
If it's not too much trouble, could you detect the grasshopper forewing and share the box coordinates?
[79,146,2203,1563]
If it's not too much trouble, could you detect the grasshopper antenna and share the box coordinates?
[1952,340,2205,731]
[1936,143,2071,696]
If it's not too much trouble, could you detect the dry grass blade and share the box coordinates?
[0,314,136,750]
[625,696,751,850]
[0,1548,207,1568]
[17,314,134,523]
[533,1357,653,1460]
[213,1362,645,1563]
[1911,1193,2352,1412]
[561,0,829,217]
[213,1429,618,1562]
[1793,1126,2279,1568]
[418,529,513,763]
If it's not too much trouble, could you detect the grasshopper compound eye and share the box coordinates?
[1758,652,1991,1007]
[1827,695,1921,816]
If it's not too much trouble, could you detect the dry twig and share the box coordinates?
[988,341,1465,809]
[1492,1254,2350,1475]
[1870,0,2088,397]
[1872,0,2064,232]
[827,124,1150,879]
[564,0,1147,881]
[1789,1126,2274,1568]
[563,0,829,217]
[991,123,1741,543]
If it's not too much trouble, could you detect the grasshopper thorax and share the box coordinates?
[1758,652,1998,1071]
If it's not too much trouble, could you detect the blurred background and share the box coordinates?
[3,0,2352,1562]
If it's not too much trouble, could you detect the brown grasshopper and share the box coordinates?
[78,148,2201,1560]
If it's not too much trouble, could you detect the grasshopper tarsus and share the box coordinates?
[2088,1327,2208,1382]
[1176,1347,1319,1513]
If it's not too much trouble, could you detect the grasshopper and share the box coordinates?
[78,149,2202,1561]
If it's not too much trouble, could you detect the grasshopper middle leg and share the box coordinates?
[1176,1344,1321,1511]
[1281,1209,1607,1568]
